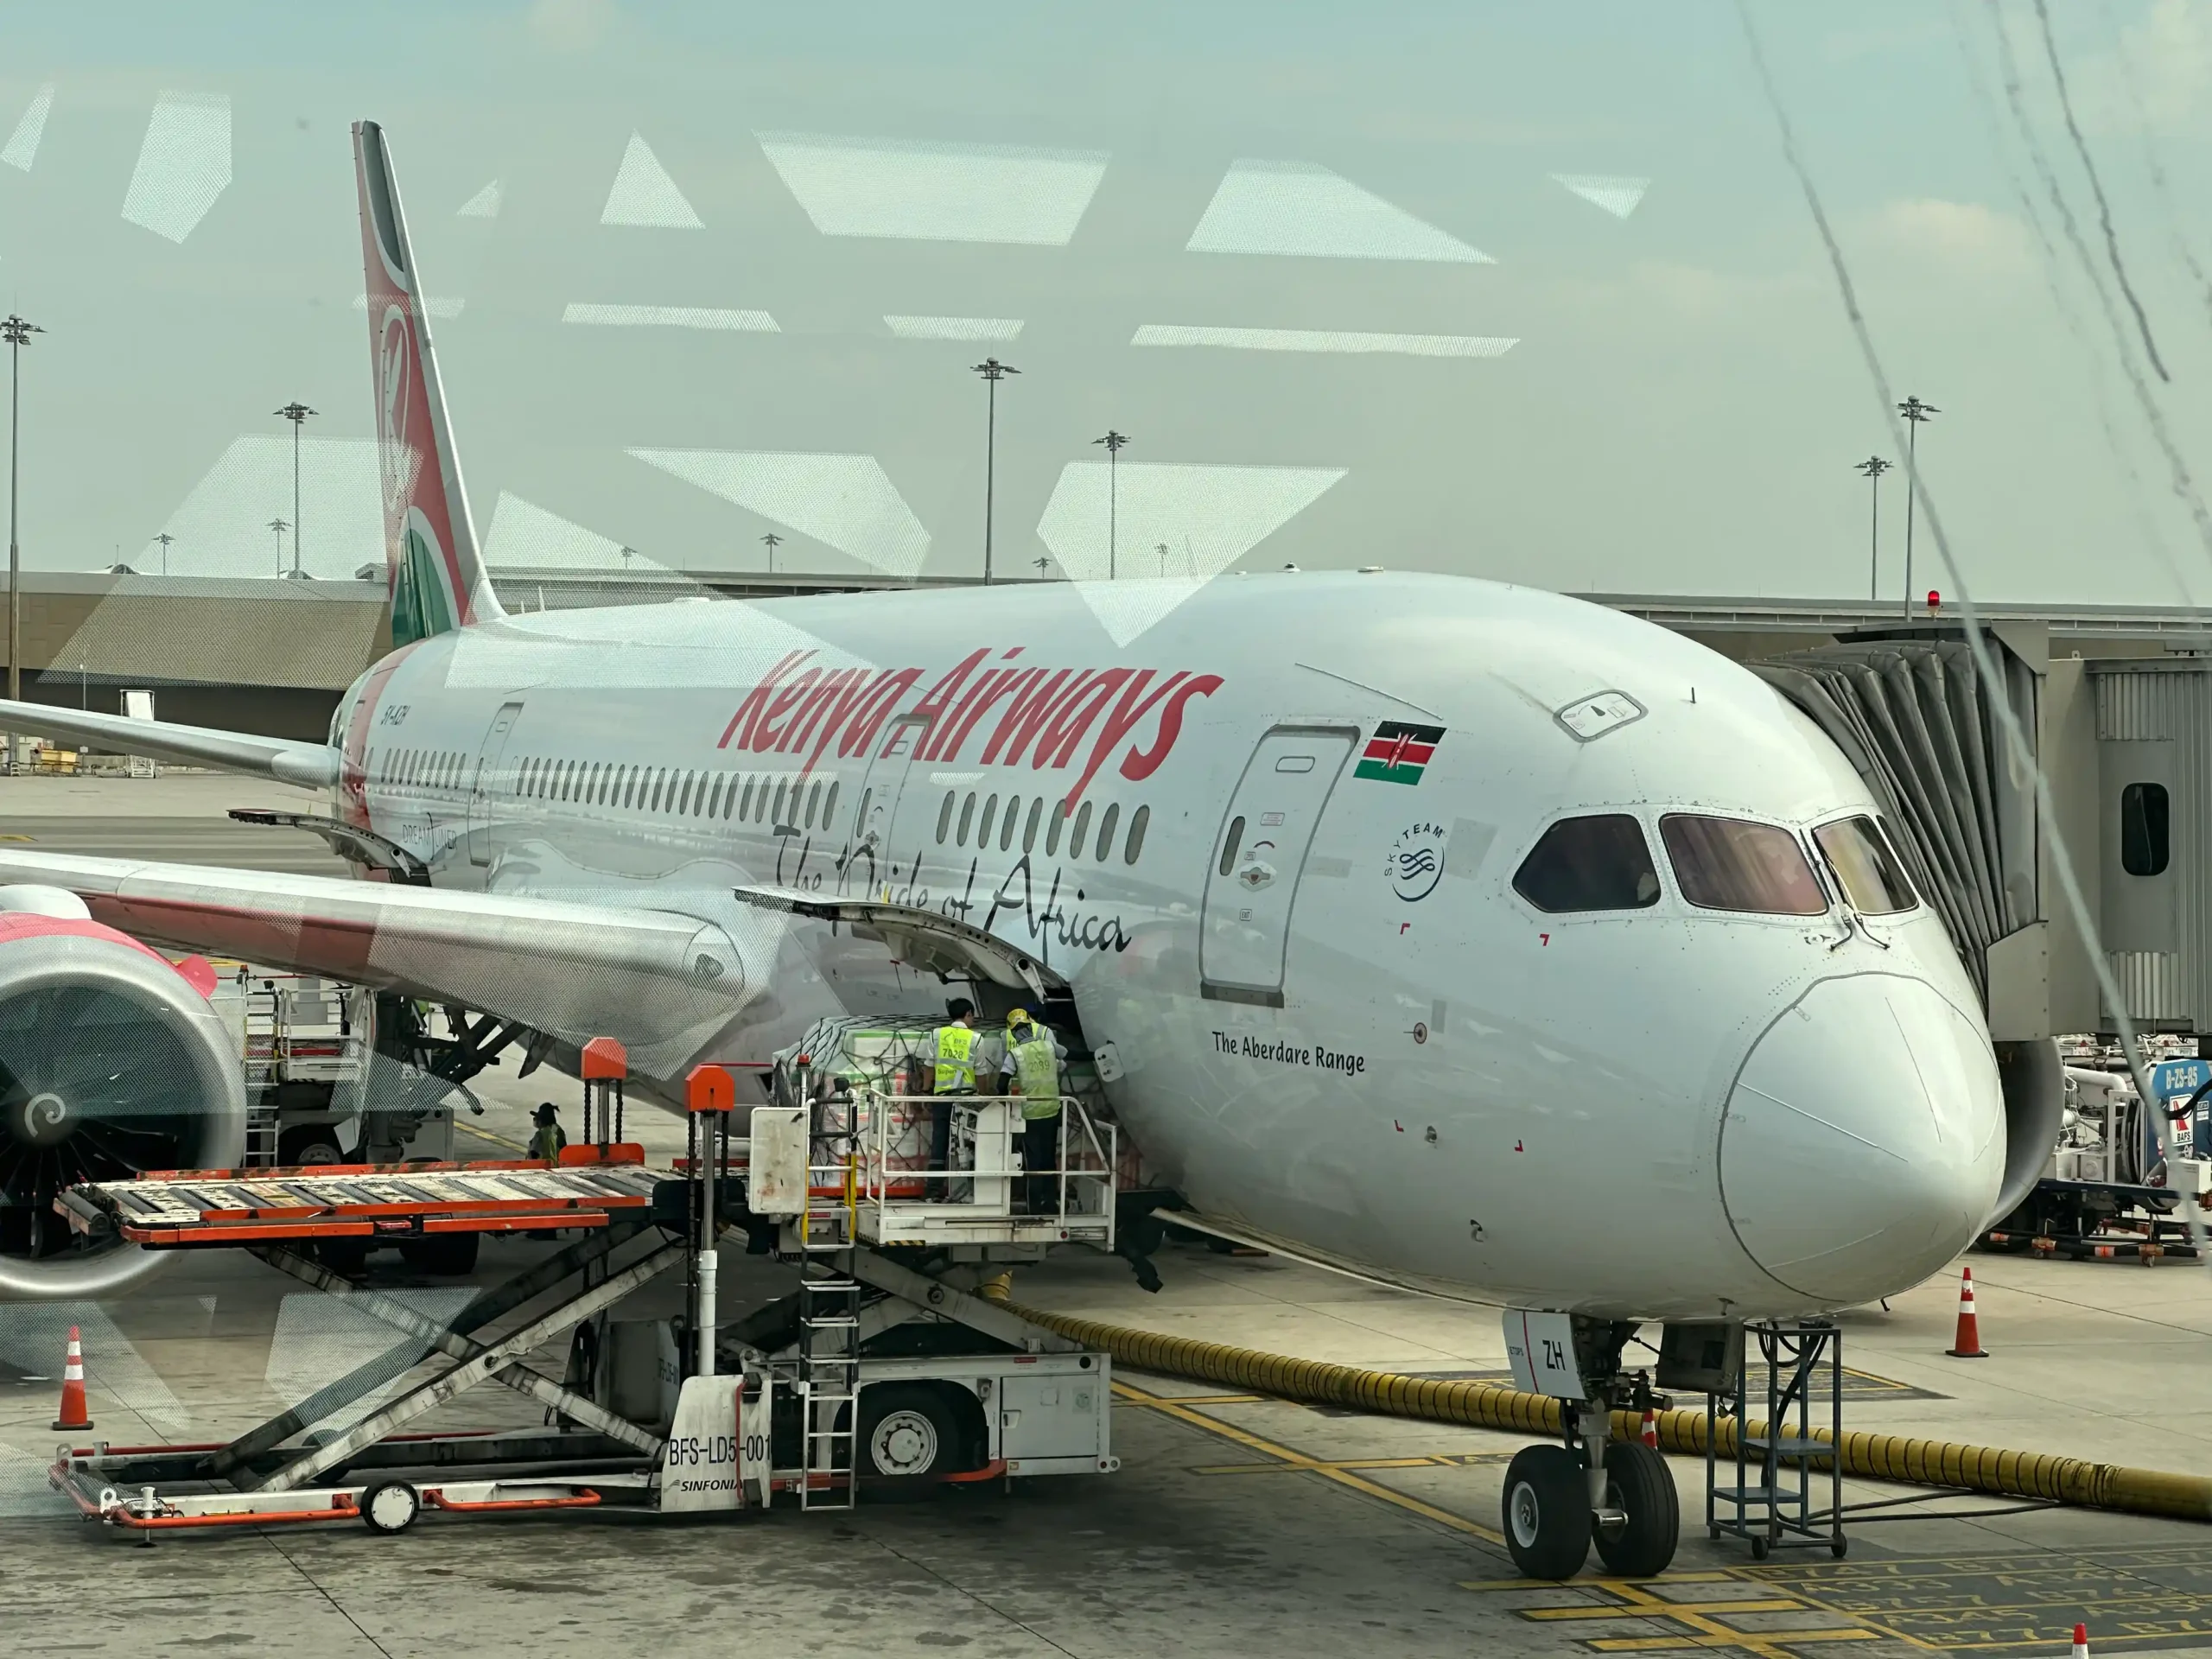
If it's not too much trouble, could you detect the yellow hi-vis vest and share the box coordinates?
[1011,1033,1062,1119]
[932,1024,977,1093]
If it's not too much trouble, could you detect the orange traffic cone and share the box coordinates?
[51,1325,92,1432]
[2071,1624,2088,1659]
[1639,1408,1659,1450]
[1946,1266,1988,1358]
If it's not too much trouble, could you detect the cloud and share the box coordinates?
[530,0,615,52]
[1861,198,2036,280]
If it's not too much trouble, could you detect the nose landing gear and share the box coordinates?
[1498,1313,1681,1580]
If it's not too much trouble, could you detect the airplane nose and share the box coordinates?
[1719,974,2004,1306]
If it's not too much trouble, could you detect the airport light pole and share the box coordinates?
[1897,396,1938,620]
[1855,455,1891,603]
[268,517,289,576]
[760,531,781,575]
[971,357,1019,586]
[155,531,175,576]
[3,313,40,774]
[1158,541,1169,576]
[1093,429,1128,580]
[275,402,315,577]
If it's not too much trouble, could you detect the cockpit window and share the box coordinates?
[1512,815,1662,912]
[1812,817,1917,914]
[1660,814,1827,916]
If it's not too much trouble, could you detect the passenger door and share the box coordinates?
[840,711,931,895]
[1200,725,1357,1007]
[467,702,523,867]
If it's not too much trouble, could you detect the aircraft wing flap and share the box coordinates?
[0,698,340,788]
[732,884,1063,998]
[0,849,751,1059]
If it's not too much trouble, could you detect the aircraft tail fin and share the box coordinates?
[353,120,504,645]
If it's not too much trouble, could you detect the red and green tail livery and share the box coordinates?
[1357,721,1444,785]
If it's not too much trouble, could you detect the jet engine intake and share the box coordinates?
[0,904,246,1298]
[1986,1037,2066,1226]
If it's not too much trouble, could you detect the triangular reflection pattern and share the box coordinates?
[1186,160,1490,263]
[1036,461,1348,644]
[601,132,703,228]
[1551,173,1649,219]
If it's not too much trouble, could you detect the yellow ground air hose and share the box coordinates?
[1004,1300,2212,1523]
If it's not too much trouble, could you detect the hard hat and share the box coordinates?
[533,1102,559,1123]
[1006,1007,1031,1027]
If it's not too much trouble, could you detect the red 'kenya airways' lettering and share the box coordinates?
[717,649,1222,804]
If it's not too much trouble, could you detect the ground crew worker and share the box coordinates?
[1000,1009,1068,1212]
[925,999,980,1173]
[527,1102,568,1162]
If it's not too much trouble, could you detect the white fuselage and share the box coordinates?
[334,571,2005,1322]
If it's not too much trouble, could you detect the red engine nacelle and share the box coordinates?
[0,892,247,1298]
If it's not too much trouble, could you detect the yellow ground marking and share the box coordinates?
[1466,1573,1897,1658]
[1527,1603,1812,1620]
[1195,1451,1518,1477]
[1586,1636,1884,1652]
[1113,1379,1508,1546]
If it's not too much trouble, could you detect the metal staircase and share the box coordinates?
[797,1268,861,1510]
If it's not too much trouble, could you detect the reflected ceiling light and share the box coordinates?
[456,178,504,219]
[563,302,779,332]
[601,132,703,228]
[266,1288,474,1425]
[1550,173,1649,219]
[884,315,1024,341]
[1186,159,1490,263]
[482,490,652,571]
[1035,460,1346,641]
[1,84,54,173]
[121,91,232,244]
[353,293,464,319]
[1131,324,1516,358]
[758,130,1108,245]
[629,448,931,579]
[153,434,382,580]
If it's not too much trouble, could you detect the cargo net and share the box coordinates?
[1753,637,2040,1003]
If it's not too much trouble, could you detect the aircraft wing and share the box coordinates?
[732,885,1065,998]
[0,849,754,1065]
[0,698,340,788]
[0,852,1069,1075]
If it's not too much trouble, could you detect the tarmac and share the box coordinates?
[5,775,2212,1657]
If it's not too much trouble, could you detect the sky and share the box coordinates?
[1,0,2210,606]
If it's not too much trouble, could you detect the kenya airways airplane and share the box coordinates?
[0,125,2048,1497]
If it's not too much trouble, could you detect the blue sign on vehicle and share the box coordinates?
[2148,1058,2212,1160]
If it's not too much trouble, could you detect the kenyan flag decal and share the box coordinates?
[1356,721,1445,785]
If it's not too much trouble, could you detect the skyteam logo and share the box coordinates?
[1389,821,1448,903]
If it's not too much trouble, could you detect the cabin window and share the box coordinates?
[1047,798,1068,856]
[958,791,976,846]
[805,779,823,829]
[723,774,739,819]
[1813,817,1916,913]
[2122,783,2171,877]
[1217,815,1245,877]
[822,779,839,831]
[772,779,789,824]
[976,794,998,849]
[708,775,725,818]
[680,773,696,815]
[1514,815,1662,912]
[1070,801,1094,863]
[739,777,754,820]
[1001,794,1020,853]
[1660,815,1824,916]
[648,771,664,812]
[937,791,955,844]
[1095,803,1120,862]
[1125,804,1149,865]
[1023,796,1042,853]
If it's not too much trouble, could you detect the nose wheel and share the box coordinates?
[1593,1440,1679,1577]
[1503,1445,1589,1579]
